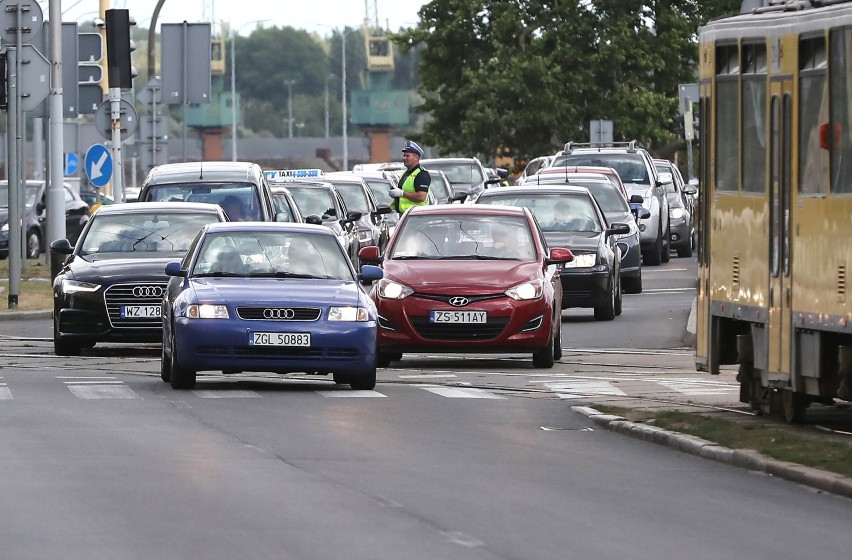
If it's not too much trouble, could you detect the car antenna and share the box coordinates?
[199,161,204,180]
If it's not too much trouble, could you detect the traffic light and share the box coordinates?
[672,114,686,139]
[104,9,137,89]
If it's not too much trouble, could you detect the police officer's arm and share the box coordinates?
[403,170,431,203]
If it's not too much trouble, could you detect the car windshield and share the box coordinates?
[79,212,216,257]
[287,186,338,220]
[328,181,370,213]
[0,183,41,208]
[191,231,353,280]
[423,162,484,188]
[553,154,649,185]
[365,179,394,206]
[143,182,263,221]
[390,214,536,260]
[567,180,630,213]
[478,194,602,233]
[429,173,450,201]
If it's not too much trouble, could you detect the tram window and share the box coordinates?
[716,44,740,192]
[799,37,829,195]
[742,43,767,193]
[829,28,852,194]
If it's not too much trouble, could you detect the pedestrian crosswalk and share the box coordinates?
[0,374,739,402]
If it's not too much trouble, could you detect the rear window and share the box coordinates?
[553,154,649,185]
[142,182,263,221]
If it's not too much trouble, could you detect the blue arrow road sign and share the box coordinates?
[85,144,112,188]
[64,152,79,176]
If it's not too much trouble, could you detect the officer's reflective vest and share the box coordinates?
[398,167,428,213]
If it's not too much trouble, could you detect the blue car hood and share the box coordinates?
[188,278,366,307]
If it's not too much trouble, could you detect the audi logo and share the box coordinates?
[263,308,296,320]
[132,285,164,298]
[448,297,469,307]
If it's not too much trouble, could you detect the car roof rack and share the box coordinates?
[560,140,640,155]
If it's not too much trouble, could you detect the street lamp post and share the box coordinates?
[230,20,268,161]
[324,74,334,139]
[285,79,297,138]
[341,31,348,170]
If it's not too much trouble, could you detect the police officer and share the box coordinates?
[390,140,431,213]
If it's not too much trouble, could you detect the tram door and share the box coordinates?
[767,83,793,381]
[696,86,712,372]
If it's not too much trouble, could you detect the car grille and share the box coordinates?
[409,316,509,340]
[197,345,359,360]
[236,307,322,321]
[104,282,167,329]
[414,293,503,305]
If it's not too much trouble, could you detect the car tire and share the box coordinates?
[26,229,41,259]
[614,276,623,317]
[532,332,555,369]
[169,334,196,389]
[643,228,663,266]
[594,280,617,321]
[661,223,671,263]
[553,320,562,361]
[349,367,377,390]
[332,372,350,384]
[623,269,642,294]
[677,239,693,258]
[160,347,172,383]
[53,316,82,356]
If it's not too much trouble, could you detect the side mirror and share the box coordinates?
[484,177,501,186]
[373,204,393,217]
[305,214,323,225]
[682,185,698,196]
[629,194,644,204]
[346,211,363,223]
[546,247,573,265]
[358,245,381,265]
[656,172,673,186]
[165,261,187,277]
[36,202,46,215]
[49,238,74,255]
[606,222,631,237]
[358,264,384,283]
[449,192,469,203]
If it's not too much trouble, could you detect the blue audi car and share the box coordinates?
[161,222,383,390]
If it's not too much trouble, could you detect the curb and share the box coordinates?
[571,405,852,499]
[0,309,52,321]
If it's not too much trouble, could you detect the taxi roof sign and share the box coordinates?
[265,169,324,181]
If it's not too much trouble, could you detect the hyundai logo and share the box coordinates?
[132,285,164,298]
[263,308,296,320]
[448,296,469,307]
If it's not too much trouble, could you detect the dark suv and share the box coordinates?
[550,141,671,265]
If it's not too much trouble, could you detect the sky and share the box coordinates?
[42,0,429,35]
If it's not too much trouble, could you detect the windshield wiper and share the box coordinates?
[251,271,328,279]
[194,271,244,277]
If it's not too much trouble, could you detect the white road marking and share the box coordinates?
[316,390,387,397]
[648,377,738,396]
[191,390,260,398]
[0,383,11,400]
[398,374,457,379]
[543,380,627,399]
[68,384,140,399]
[420,386,505,399]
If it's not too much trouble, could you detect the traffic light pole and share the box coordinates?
[109,86,124,202]
[48,1,67,252]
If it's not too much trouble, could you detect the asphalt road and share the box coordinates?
[1,254,850,559]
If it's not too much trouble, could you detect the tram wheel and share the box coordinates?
[781,390,808,423]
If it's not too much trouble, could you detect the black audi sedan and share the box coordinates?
[475,185,630,321]
[50,202,228,355]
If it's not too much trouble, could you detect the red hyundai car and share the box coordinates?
[359,205,573,368]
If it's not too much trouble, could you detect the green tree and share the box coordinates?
[395,0,741,166]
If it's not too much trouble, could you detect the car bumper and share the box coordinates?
[560,268,611,308]
[55,307,163,342]
[174,317,377,375]
[375,294,554,353]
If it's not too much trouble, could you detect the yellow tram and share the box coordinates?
[696,0,852,421]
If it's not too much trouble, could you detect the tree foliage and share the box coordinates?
[394,0,741,166]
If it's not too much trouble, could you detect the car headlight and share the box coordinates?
[186,304,229,319]
[564,253,596,268]
[505,279,543,301]
[377,278,414,299]
[61,279,101,293]
[669,207,685,220]
[329,306,370,321]
[1,223,8,232]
